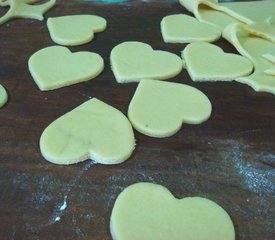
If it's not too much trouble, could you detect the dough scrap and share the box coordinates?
[179,0,275,35]
[47,15,107,46]
[183,42,253,81]
[110,41,183,83]
[128,79,212,138]
[28,46,104,91]
[0,0,56,25]
[110,182,235,240]
[161,14,221,43]
[0,84,8,108]
[223,23,275,94]
[40,98,135,165]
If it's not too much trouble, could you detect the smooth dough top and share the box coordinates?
[161,14,221,43]
[110,182,235,240]
[110,41,183,83]
[40,98,135,165]
[47,15,107,46]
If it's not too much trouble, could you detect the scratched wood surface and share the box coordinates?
[0,0,274,239]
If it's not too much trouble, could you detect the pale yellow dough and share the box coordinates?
[161,14,221,43]
[110,182,235,240]
[0,0,56,25]
[0,85,8,108]
[40,98,135,165]
[179,0,275,41]
[128,79,212,138]
[110,41,183,83]
[223,23,275,94]
[47,15,107,46]
[28,46,104,91]
[183,42,253,81]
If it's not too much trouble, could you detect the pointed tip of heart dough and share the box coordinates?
[110,41,183,83]
[128,79,212,138]
[0,85,8,108]
[40,98,135,165]
[110,182,235,240]
[47,15,107,46]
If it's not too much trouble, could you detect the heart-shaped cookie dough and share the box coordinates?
[0,84,8,108]
[161,14,221,43]
[183,42,253,81]
[110,182,235,240]
[128,79,212,137]
[110,41,183,83]
[40,98,135,165]
[47,15,107,46]
[28,46,104,91]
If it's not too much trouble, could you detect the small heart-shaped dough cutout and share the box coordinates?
[183,42,253,81]
[40,98,135,165]
[47,15,107,46]
[0,84,8,108]
[110,41,183,83]
[161,14,221,43]
[110,182,235,240]
[28,46,104,91]
[128,79,212,137]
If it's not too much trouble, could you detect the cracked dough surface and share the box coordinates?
[128,79,212,137]
[110,182,235,240]
[40,98,135,165]
[47,15,107,46]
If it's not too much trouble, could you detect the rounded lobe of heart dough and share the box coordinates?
[128,79,212,137]
[0,84,8,108]
[28,46,104,91]
[47,15,107,46]
[110,41,183,83]
[110,182,235,240]
[161,14,221,43]
[40,98,135,165]
[183,42,253,81]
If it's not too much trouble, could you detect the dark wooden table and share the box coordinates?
[0,0,274,239]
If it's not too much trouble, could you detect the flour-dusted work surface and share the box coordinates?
[0,0,274,239]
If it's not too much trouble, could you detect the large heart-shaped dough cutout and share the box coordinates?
[40,98,135,165]
[128,79,212,137]
[161,14,221,43]
[183,42,253,81]
[110,41,183,83]
[110,182,235,240]
[47,15,107,46]
[28,46,104,91]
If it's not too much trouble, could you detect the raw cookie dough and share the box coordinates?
[47,15,107,46]
[110,182,235,240]
[183,42,253,81]
[179,0,275,33]
[223,23,275,94]
[0,0,56,25]
[40,98,135,165]
[28,46,104,91]
[110,41,183,83]
[161,14,221,43]
[128,79,212,138]
[0,84,8,108]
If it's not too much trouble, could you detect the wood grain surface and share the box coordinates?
[0,0,274,239]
